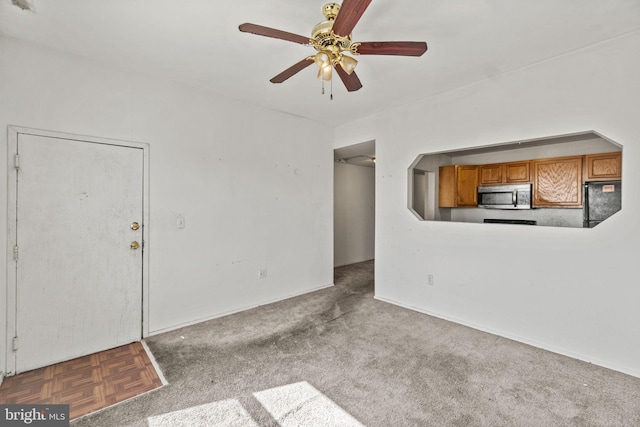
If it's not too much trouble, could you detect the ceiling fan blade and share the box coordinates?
[239,23,310,45]
[355,41,428,56]
[270,58,314,83]
[331,0,372,37]
[335,63,363,92]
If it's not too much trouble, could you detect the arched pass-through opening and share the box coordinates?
[408,131,622,228]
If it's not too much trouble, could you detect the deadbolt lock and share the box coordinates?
[131,222,140,231]
[130,241,140,250]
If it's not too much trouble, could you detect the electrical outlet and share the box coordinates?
[259,268,267,279]
[427,274,434,286]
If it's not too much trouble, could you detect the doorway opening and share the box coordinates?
[333,140,375,268]
[5,126,150,376]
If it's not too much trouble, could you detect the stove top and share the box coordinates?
[483,219,537,225]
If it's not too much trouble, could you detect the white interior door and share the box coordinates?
[12,133,144,373]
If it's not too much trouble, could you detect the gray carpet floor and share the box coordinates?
[73,260,640,426]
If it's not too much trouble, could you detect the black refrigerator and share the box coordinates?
[583,181,622,228]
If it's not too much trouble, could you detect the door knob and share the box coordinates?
[130,241,140,250]
[131,222,140,231]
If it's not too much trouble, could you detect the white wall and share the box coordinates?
[0,36,334,376]
[334,162,375,267]
[335,31,640,377]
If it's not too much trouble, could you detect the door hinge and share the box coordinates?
[13,245,19,261]
[13,336,18,352]
[14,154,20,170]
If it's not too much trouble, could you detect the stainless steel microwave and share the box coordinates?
[477,183,532,209]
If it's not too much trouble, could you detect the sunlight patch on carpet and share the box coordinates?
[147,381,364,427]
[254,381,364,427]
[147,399,259,427]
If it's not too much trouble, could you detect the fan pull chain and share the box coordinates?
[319,76,333,100]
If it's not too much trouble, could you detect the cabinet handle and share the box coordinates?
[512,190,517,207]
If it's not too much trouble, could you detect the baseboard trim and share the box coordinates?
[148,283,334,336]
[141,340,168,386]
[334,258,375,268]
[374,295,640,380]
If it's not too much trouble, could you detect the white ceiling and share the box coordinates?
[1,0,640,129]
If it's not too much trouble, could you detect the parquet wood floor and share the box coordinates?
[0,341,164,420]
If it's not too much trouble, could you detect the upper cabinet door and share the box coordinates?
[585,151,621,181]
[479,162,530,184]
[532,156,583,207]
[456,165,479,206]
[479,164,504,185]
[505,161,530,183]
[438,165,479,207]
[438,165,456,207]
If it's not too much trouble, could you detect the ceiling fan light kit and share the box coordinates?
[239,0,427,97]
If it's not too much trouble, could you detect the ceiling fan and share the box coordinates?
[239,0,428,95]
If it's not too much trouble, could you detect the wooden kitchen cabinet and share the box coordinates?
[505,162,530,183]
[439,165,479,207]
[532,156,583,207]
[479,163,504,185]
[479,161,530,185]
[585,151,621,181]
[439,152,616,209]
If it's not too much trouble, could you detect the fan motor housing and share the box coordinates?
[311,3,352,54]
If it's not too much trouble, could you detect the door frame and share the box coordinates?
[5,126,151,376]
